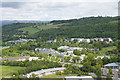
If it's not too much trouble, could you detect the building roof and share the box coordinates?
[65,76,93,78]
[104,63,120,67]
[27,67,66,75]
[1,56,30,61]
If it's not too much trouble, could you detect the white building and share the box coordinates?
[64,76,93,80]
[29,57,40,61]
[58,46,83,52]
[102,63,120,75]
[92,38,113,43]
[8,39,36,43]
[71,38,113,43]
[71,38,91,43]
[25,67,66,78]
[80,54,86,61]
[35,48,64,58]
[95,56,110,59]
[58,46,69,50]
[47,39,57,43]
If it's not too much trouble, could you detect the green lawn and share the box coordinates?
[37,23,58,30]
[1,65,25,78]
[18,27,40,35]
[41,74,78,78]
[18,23,58,35]
[100,46,117,54]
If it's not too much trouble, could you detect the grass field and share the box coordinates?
[37,23,58,30]
[1,65,25,78]
[41,74,78,78]
[100,46,117,54]
[18,27,40,35]
[18,23,58,35]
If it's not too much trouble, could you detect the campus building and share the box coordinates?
[104,63,120,69]
[102,63,120,75]
[25,67,66,78]
[64,76,93,80]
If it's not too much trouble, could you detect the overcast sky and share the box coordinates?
[1,0,119,21]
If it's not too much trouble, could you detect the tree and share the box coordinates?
[51,55,56,61]
[58,49,66,52]
[81,48,87,54]
[61,58,64,62]
[38,53,44,58]
[29,53,36,57]
[87,53,95,61]
[96,64,102,79]
[109,66,112,74]
[82,56,88,63]
[106,73,112,80]
[64,56,71,62]
[72,56,81,63]
[57,54,60,58]
[56,71,62,75]
[93,42,102,50]
[102,57,110,65]
[23,51,31,55]
[83,61,91,72]
[73,49,81,55]
[49,53,52,57]
[87,53,96,66]
[12,72,18,77]
[97,57,103,66]
[31,73,36,78]
[89,40,93,44]
[72,39,78,43]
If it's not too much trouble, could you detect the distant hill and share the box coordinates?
[1,20,50,25]
[33,16,118,40]
[2,16,119,42]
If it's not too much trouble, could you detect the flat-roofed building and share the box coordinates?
[26,67,66,78]
[103,63,120,75]
[35,48,61,58]
[1,56,30,61]
[64,76,93,80]
[29,57,41,61]
[104,63,120,69]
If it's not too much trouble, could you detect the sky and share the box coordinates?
[0,0,119,21]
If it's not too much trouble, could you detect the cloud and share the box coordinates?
[1,1,118,20]
[2,2,26,9]
[1,0,119,2]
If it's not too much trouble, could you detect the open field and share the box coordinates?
[100,46,117,54]
[37,23,59,30]
[1,65,25,78]
[41,74,78,78]
[18,27,40,35]
[18,23,59,35]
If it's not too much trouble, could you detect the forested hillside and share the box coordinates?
[32,16,118,41]
[2,16,118,42]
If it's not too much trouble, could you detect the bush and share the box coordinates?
[77,74,81,76]
[106,73,112,80]
[56,71,62,75]
[12,72,18,76]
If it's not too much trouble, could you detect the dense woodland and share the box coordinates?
[2,16,119,42]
